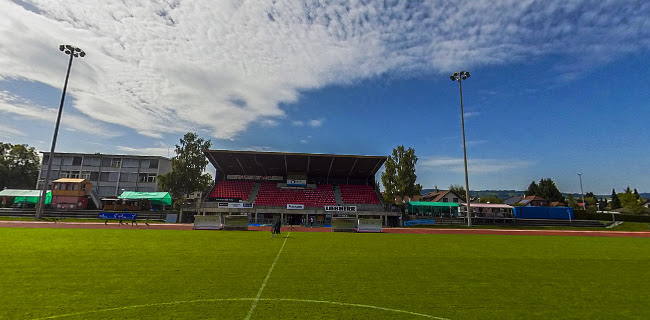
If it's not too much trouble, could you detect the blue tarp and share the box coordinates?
[513,207,574,220]
[404,219,435,226]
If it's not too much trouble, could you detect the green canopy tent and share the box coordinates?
[118,191,172,206]
[0,189,52,205]
[407,201,460,217]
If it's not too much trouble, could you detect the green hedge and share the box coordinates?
[574,210,650,222]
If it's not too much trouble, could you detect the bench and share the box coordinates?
[98,213,146,226]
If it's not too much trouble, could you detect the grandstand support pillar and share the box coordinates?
[254,212,258,223]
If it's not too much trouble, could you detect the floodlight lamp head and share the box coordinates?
[450,75,456,81]
[64,50,71,54]
[79,51,86,57]
[65,44,72,50]
[465,71,470,78]
[59,45,65,51]
[74,47,81,52]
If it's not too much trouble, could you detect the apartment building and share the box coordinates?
[37,152,171,197]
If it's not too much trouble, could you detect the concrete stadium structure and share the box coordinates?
[180,150,401,225]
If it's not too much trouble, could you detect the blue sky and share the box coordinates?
[1,0,648,194]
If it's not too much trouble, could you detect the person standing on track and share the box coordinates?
[275,219,282,235]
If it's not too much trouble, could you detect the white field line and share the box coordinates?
[29,297,446,320]
[244,231,291,320]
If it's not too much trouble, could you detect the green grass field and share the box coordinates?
[1,228,648,319]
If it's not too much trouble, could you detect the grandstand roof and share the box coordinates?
[204,150,387,179]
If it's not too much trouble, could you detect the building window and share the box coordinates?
[120,173,138,182]
[63,171,74,178]
[442,198,448,202]
[149,159,159,169]
[123,158,139,168]
[72,157,82,166]
[89,172,99,181]
[98,186,114,197]
[62,156,74,165]
[453,198,459,203]
[140,159,150,168]
[83,157,100,166]
[80,171,91,180]
[110,158,121,168]
[100,172,119,182]
[139,173,156,183]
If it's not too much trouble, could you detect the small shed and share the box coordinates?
[407,201,460,217]
[51,178,92,197]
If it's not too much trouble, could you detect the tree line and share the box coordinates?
[0,142,41,190]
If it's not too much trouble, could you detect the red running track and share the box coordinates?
[0,221,648,237]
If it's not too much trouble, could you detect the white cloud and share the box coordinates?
[0,0,647,141]
[0,91,121,138]
[463,111,481,118]
[309,119,324,127]
[421,157,534,174]
[291,120,304,127]
[116,144,172,158]
[0,125,25,137]
[259,119,279,127]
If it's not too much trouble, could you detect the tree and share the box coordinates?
[566,194,577,209]
[538,178,565,203]
[610,189,621,209]
[157,133,213,198]
[524,181,540,197]
[477,196,503,204]
[618,188,637,208]
[0,142,41,190]
[449,184,466,201]
[617,188,644,214]
[525,178,564,203]
[633,189,640,200]
[381,145,422,211]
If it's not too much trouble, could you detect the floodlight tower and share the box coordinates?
[35,45,86,219]
[450,71,472,226]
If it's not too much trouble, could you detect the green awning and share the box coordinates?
[407,201,459,215]
[0,189,52,204]
[407,201,460,207]
[118,191,172,206]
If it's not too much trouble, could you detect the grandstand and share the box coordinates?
[182,150,398,225]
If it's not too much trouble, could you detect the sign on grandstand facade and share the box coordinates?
[226,175,283,181]
[211,197,242,202]
[324,205,357,212]
[287,204,304,210]
[218,202,254,209]
[287,179,307,187]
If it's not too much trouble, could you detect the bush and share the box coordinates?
[574,210,650,222]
